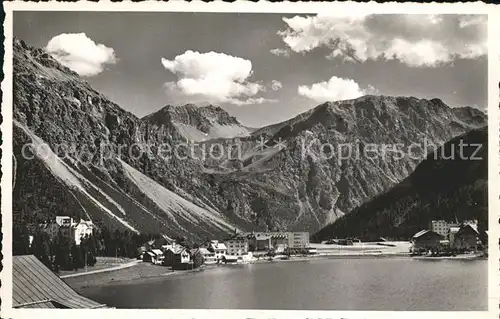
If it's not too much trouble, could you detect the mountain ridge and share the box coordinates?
[12,37,487,240]
[312,126,488,241]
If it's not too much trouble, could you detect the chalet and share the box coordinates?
[149,249,164,265]
[410,229,444,253]
[454,224,482,251]
[198,247,216,264]
[202,240,227,260]
[143,251,156,263]
[164,246,191,267]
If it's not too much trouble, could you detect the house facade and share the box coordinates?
[410,230,444,252]
[429,219,477,239]
[198,248,216,264]
[41,216,95,246]
[203,240,227,260]
[244,231,310,251]
[164,246,191,267]
[454,224,481,251]
[288,232,310,248]
[74,220,94,245]
[225,235,249,256]
[56,216,74,227]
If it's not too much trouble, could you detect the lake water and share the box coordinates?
[79,257,487,310]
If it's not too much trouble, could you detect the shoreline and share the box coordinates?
[65,250,485,291]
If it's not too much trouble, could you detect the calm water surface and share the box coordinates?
[80,258,487,310]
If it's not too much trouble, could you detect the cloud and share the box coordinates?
[271,80,283,91]
[278,14,486,67]
[162,50,271,105]
[298,76,376,102]
[270,48,290,57]
[46,33,117,76]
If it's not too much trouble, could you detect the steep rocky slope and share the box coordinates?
[12,38,242,239]
[143,104,252,142]
[312,127,488,242]
[12,38,487,238]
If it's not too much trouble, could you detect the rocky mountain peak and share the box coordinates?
[12,37,488,239]
[142,103,250,141]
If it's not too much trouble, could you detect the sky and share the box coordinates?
[14,12,487,127]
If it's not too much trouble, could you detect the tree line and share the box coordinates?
[13,223,160,272]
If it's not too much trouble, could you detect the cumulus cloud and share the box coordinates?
[298,76,376,102]
[271,80,283,91]
[270,48,290,57]
[46,33,117,76]
[162,50,273,105]
[278,14,486,67]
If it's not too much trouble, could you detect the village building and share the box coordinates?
[454,224,482,251]
[247,233,271,251]
[163,246,191,267]
[288,232,310,248]
[205,240,227,260]
[143,249,164,265]
[13,255,107,308]
[429,220,453,237]
[410,229,444,253]
[55,216,74,227]
[244,231,310,251]
[429,219,477,239]
[198,247,216,264]
[73,220,95,245]
[40,216,95,246]
[225,234,249,256]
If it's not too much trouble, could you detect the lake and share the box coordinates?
[78,257,487,310]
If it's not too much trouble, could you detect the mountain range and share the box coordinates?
[12,38,487,240]
[312,126,488,241]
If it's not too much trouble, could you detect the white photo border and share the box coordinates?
[2,2,499,319]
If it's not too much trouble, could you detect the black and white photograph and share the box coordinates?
[2,2,498,317]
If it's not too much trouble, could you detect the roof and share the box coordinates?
[197,248,212,255]
[412,229,443,239]
[13,255,107,309]
[167,246,186,254]
[457,224,480,236]
[270,234,287,239]
[450,227,460,233]
[255,234,271,240]
[212,242,227,250]
[151,249,163,255]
